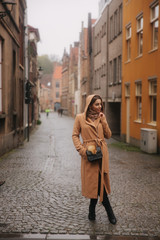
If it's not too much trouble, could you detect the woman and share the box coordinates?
[72,94,117,224]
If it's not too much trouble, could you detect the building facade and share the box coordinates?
[68,42,79,117]
[0,0,27,156]
[61,49,69,113]
[39,84,51,112]
[79,23,89,113]
[28,25,40,129]
[121,0,160,152]
[107,0,123,135]
[92,3,109,120]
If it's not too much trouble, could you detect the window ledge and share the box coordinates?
[147,122,157,127]
[124,59,131,64]
[135,54,143,60]
[19,64,24,70]
[148,48,158,54]
[134,119,142,123]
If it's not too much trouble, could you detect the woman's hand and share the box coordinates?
[99,112,104,118]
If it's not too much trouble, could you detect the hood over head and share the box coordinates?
[84,94,103,116]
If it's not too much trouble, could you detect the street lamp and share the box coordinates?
[38,66,43,78]
[0,0,16,18]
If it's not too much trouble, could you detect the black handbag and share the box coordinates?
[86,146,103,162]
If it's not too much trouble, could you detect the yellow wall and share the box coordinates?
[122,0,160,150]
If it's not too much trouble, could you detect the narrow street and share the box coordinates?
[0,113,160,240]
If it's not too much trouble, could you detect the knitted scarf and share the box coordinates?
[87,107,100,121]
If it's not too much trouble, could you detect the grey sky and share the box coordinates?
[27,0,99,59]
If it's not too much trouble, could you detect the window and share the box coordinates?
[135,82,142,120]
[109,61,113,84]
[114,10,118,37]
[110,16,113,41]
[99,32,101,52]
[118,55,122,83]
[98,68,101,88]
[137,15,143,55]
[125,83,130,97]
[101,65,103,77]
[113,58,117,84]
[119,4,123,33]
[150,2,159,49]
[56,92,59,98]
[94,70,98,89]
[149,79,157,122]
[102,22,106,37]
[126,24,131,60]
[103,64,106,76]
[56,81,60,88]
[0,39,2,112]
[19,20,24,66]
[94,36,97,55]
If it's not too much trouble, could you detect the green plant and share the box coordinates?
[108,142,141,152]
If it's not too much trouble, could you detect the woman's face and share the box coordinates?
[91,99,102,113]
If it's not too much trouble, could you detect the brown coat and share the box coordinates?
[72,95,112,202]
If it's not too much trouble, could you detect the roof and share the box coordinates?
[92,19,96,25]
[28,25,40,42]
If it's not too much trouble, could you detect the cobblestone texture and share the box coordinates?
[0,113,160,238]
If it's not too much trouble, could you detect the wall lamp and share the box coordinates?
[0,0,16,19]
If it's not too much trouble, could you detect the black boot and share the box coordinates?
[102,192,117,225]
[88,199,97,221]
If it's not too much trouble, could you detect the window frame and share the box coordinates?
[109,61,113,85]
[137,14,143,56]
[119,4,123,33]
[126,24,131,60]
[135,81,142,120]
[125,83,130,97]
[113,58,117,84]
[149,78,157,123]
[56,81,60,88]
[150,2,159,49]
[118,55,122,83]
[56,91,60,99]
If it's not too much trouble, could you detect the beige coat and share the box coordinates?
[72,95,112,202]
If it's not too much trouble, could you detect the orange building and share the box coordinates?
[121,0,160,152]
[52,65,62,111]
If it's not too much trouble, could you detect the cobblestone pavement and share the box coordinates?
[0,113,160,239]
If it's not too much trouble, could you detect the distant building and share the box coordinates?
[40,74,53,108]
[39,84,51,112]
[52,65,62,111]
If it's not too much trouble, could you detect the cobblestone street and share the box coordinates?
[0,113,160,239]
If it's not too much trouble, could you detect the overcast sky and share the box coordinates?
[27,0,99,59]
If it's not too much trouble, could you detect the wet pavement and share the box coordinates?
[0,113,160,240]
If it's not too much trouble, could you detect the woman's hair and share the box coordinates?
[88,95,103,111]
